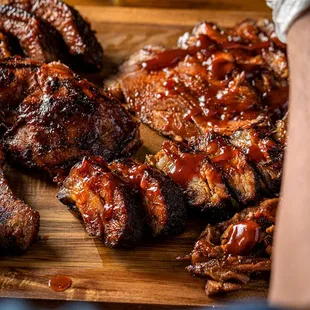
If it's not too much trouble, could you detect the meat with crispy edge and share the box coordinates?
[109,158,187,237]
[229,128,284,194]
[0,57,141,179]
[0,147,40,252]
[146,141,235,220]
[178,198,278,296]
[0,5,66,63]
[57,157,143,248]
[8,0,103,71]
[189,133,261,205]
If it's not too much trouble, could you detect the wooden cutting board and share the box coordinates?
[0,6,272,307]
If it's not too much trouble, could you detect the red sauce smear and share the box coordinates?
[49,275,72,292]
[142,34,214,71]
[224,221,260,256]
[162,142,206,187]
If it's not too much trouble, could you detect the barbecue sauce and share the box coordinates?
[49,275,72,292]
[162,142,206,187]
[223,221,260,256]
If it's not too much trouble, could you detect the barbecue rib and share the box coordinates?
[0,147,40,252]
[0,57,141,180]
[8,0,103,71]
[106,19,288,142]
[146,141,235,220]
[0,5,66,63]
[58,157,144,248]
[109,158,187,237]
[178,198,278,296]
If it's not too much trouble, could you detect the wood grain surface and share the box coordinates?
[67,0,270,12]
[0,6,271,306]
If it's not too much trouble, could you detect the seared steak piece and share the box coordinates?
[0,5,66,63]
[1,57,141,179]
[109,158,186,237]
[179,198,278,296]
[189,133,261,205]
[146,141,234,219]
[57,157,143,248]
[229,128,283,193]
[8,0,103,71]
[0,148,40,252]
[107,19,288,142]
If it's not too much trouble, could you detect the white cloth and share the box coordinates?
[267,0,310,42]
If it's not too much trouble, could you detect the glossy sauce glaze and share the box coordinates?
[162,142,207,187]
[48,275,72,292]
[223,220,260,256]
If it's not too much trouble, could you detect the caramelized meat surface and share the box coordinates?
[0,148,40,252]
[109,158,186,237]
[273,112,288,147]
[8,0,103,71]
[146,141,234,219]
[229,128,283,193]
[0,5,66,63]
[107,19,288,142]
[179,198,278,296]
[1,57,141,179]
[58,157,143,248]
[190,133,261,205]
[0,31,11,59]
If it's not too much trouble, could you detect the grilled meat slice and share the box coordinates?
[179,198,278,296]
[108,19,288,142]
[0,148,40,252]
[2,57,141,179]
[8,0,103,71]
[109,158,186,237]
[146,141,234,219]
[0,5,66,63]
[229,128,283,193]
[57,157,143,248]
[190,133,261,205]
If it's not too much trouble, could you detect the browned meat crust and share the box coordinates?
[146,141,234,219]
[109,158,186,237]
[179,198,277,296]
[0,5,66,63]
[0,148,40,252]
[229,128,284,193]
[57,157,143,248]
[189,133,261,205]
[273,112,288,147]
[8,0,103,71]
[107,19,288,142]
[0,57,141,179]
[0,31,11,59]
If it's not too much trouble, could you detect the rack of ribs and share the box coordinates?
[0,56,141,181]
[0,147,40,252]
[58,157,187,247]
[106,19,288,142]
[0,0,103,71]
[178,198,278,296]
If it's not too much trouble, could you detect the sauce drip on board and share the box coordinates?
[223,221,260,256]
[49,275,72,292]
